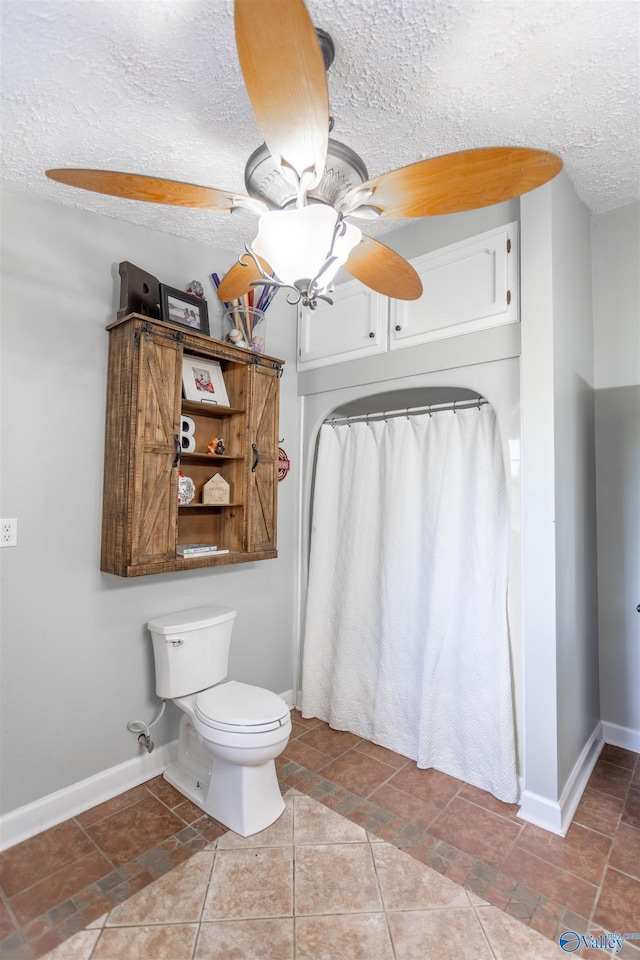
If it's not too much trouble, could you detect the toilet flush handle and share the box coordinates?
[167,638,184,647]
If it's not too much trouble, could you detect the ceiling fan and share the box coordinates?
[46,0,563,311]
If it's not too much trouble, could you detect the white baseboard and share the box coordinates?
[0,741,178,853]
[518,723,604,836]
[279,689,296,709]
[1,688,295,852]
[602,720,640,753]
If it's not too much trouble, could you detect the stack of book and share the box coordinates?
[176,544,230,558]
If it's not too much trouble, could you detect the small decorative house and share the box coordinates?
[203,473,230,505]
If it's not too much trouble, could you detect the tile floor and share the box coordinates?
[0,711,638,959]
[39,792,574,960]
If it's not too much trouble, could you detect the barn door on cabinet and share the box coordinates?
[129,328,182,568]
[247,362,280,553]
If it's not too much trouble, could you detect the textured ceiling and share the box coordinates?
[2,0,639,253]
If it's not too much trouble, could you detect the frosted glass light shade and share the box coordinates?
[251,204,361,291]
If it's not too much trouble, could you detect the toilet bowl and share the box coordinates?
[148,605,292,837]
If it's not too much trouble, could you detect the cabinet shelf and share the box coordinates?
[180,453,244,464]
[174,548,277,570]
[178,502,244,509]
[181,399,244,418]
[101,313,282,577]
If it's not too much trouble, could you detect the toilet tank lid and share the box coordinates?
[147,604,236,634]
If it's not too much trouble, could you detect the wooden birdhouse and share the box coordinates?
[203,473,230,505]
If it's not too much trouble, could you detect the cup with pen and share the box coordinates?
[211,271,279,354]
[224,303,266,353]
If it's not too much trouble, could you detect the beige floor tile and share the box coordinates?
[295,843,381,915]
[106,851,214,925]
[195,918,294,959]
[476,904,570,959]
[38,780,595,960]
[85,911,108,929]
[387,907,493,960]
[202,846,293,920]
[216,797,294,849]
[91,923,198,959]
[296,912,395,960]
[372,841,470,911]
[293,795,368,844]
[467,890,489,906]
[40,929,101,960]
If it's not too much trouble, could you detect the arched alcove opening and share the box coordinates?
[297,359,522,784]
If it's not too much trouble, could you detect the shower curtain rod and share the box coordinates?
[325,397,488,427]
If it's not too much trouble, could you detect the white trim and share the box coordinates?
[518,723,604,836]
[517,789,565,836]
[0,741,177,852]
[291,394,306,712]
[279,689,295,709]
[1,687,298,852]
[602,721,640,753]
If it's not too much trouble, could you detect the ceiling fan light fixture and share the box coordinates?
[250,203,361,308]
[43,4,564,311]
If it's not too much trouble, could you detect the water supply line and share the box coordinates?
[126,700,167,753]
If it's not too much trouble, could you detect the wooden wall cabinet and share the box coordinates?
[101,314,283,577]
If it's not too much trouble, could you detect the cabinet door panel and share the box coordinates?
[390,222,517,349]
[130,332,182,566]
[247,364,279,552]
[297,279,387,370]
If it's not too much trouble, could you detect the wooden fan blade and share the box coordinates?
[235,0,329,185]
[45,169,242,210]
[345,236,423,300]
[218,257,272,302]
[346,147,563,219]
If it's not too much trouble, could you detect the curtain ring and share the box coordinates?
[453,400,457,414]
[383,410,388,422]
[428,404,432,418]
[406,407,409,420]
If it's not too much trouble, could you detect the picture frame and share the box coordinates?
[159,283,210,335]
[182,355,230,406]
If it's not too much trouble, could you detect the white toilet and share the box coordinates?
[148,604,291,837]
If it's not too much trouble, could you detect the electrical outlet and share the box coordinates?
[1,519,17,547]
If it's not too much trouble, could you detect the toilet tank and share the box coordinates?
[148,604,236,699]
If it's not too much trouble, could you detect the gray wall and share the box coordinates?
[0,190,299,815]
[592,201,640,735]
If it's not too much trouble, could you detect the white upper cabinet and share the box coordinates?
[297,278,387,370]
[389,223,518,349]
[296,223,518,371]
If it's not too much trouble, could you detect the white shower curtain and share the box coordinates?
[301,405,518,803]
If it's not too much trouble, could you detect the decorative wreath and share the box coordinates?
[278,447,290,481]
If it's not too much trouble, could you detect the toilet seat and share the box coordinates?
[195,680,289,734]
